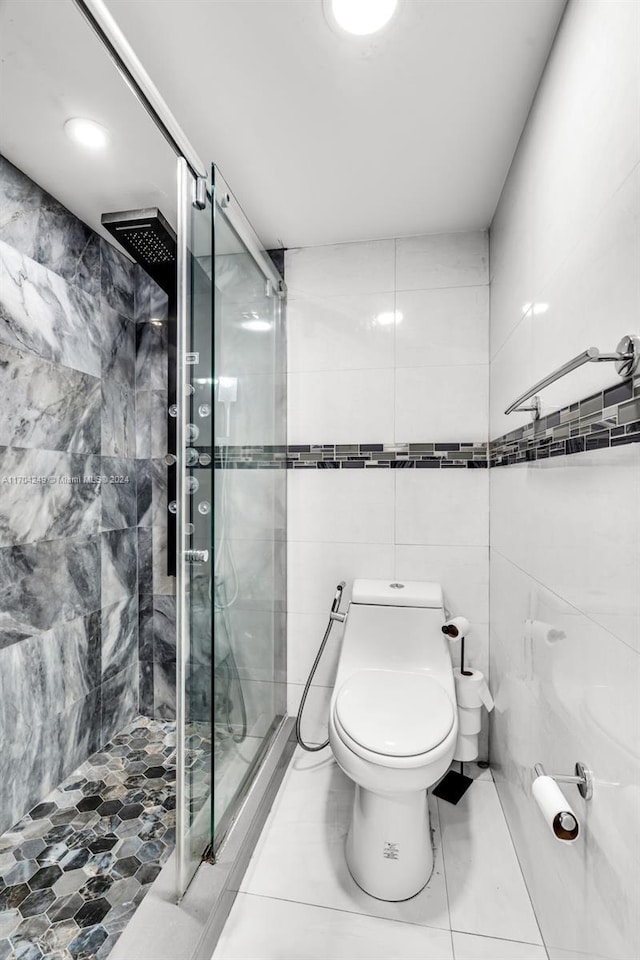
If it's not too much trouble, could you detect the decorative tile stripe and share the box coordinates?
[213,442,489,469]
[208,377,640,470]
[489,374,640,467]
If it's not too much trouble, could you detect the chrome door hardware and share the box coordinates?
[184,549,209,564]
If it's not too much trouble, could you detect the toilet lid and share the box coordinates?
[335,670,454,757]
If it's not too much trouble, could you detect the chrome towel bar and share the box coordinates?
[505,333,640,418]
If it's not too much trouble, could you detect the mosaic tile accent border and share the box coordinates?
[489,375,640,467]
[213,442,489,469]
[208,376,640,470]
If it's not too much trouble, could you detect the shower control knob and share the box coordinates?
[169,404,178,418]
[186,423,200,442]
[164,453,177,466]
[185,447,199,466]
[198,404,211,418]
[199,453,212,466]
[198,501,211,515]
[185,549,209,564]
[168,501,177,514]
[186,476,199,494]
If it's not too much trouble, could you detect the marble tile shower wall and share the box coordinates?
[133,266,176,721]
[285,233,491,756]
[0,154,143,835]
[488,2,640,959]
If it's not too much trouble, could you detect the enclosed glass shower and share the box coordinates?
[175,161,287,893]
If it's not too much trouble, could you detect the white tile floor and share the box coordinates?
[213,750,547,959]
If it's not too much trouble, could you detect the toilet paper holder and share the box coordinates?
[534,762,593,801]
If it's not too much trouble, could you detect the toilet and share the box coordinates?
[328,579,458,902]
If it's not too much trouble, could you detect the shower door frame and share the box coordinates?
[70,0,289,905]
[175,159,288,897]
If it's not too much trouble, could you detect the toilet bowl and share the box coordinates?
[328,579,457,902]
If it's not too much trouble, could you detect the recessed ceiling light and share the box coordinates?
[375,310,403,326]
[324,0,398,36]
[64,117,110,150]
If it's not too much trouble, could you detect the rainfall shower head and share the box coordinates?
[101,207,176,295]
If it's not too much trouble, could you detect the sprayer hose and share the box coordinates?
[295,617,335,752]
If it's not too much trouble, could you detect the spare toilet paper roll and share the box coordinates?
[454,669,495,711]
[454,732,479,763]
[532,775,580,842]
[442,616,470,639]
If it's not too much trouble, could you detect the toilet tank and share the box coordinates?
[334,580,454,693]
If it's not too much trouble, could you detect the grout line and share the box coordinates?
[450,928,548,949]
[236,888,454,935]
[492,545,640,656]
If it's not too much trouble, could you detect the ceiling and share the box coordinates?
[0,0,566,251]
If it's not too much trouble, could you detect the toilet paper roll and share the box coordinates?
[453,732,479,762]
[454,669,495,711]
[532,776,580,842]
[442,616,470,640]
[458,705,482,735]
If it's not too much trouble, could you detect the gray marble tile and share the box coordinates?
[137,528,153,600]
[152,596,175,663]
[0,537,100,650]
[100,458,136,531]
[101,378,135,458]
[100,240,135,319]
[0,448,100,546]
[0,156,100,298]
[150,390,168,459]
[135,322,167,391]
[0,155,42,261]
[151,458,167,526]
[101,663,138,743]
[101,528,137,607]
[151,525,175,597]
[138,594,154,661]
[0,343,101,454]
[0,611,101,736]
[101,595,137,684]
[101,305,135,390]
[0,690,101,836]
[139,661,154,715]
[134,267,169,324]
[153,661,175,720]
[136,460,152,527]
[0,240,101,377]
[135,390,151,459]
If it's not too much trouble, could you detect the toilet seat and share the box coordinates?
[334,669,454,761]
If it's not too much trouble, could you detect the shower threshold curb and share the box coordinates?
[109,716,296,960]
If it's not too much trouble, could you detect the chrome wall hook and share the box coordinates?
[534,762,593,801]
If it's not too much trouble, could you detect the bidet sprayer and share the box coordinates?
[330,581,347,622]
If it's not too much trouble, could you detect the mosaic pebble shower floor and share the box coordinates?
[0,717,211,960]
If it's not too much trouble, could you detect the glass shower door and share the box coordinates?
[210,164,287,847]
[176,159,286,897]
[176,160,215,896]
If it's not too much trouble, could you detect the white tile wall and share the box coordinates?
[286,239,395,298]
[395,364,488,442]
[489,3,640,959]
[395,231,489,291]
[288,292,395,372]
[395,470,489,547]
[288,368,395,445]
[395,285,489,368]
[285,231,491,759]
